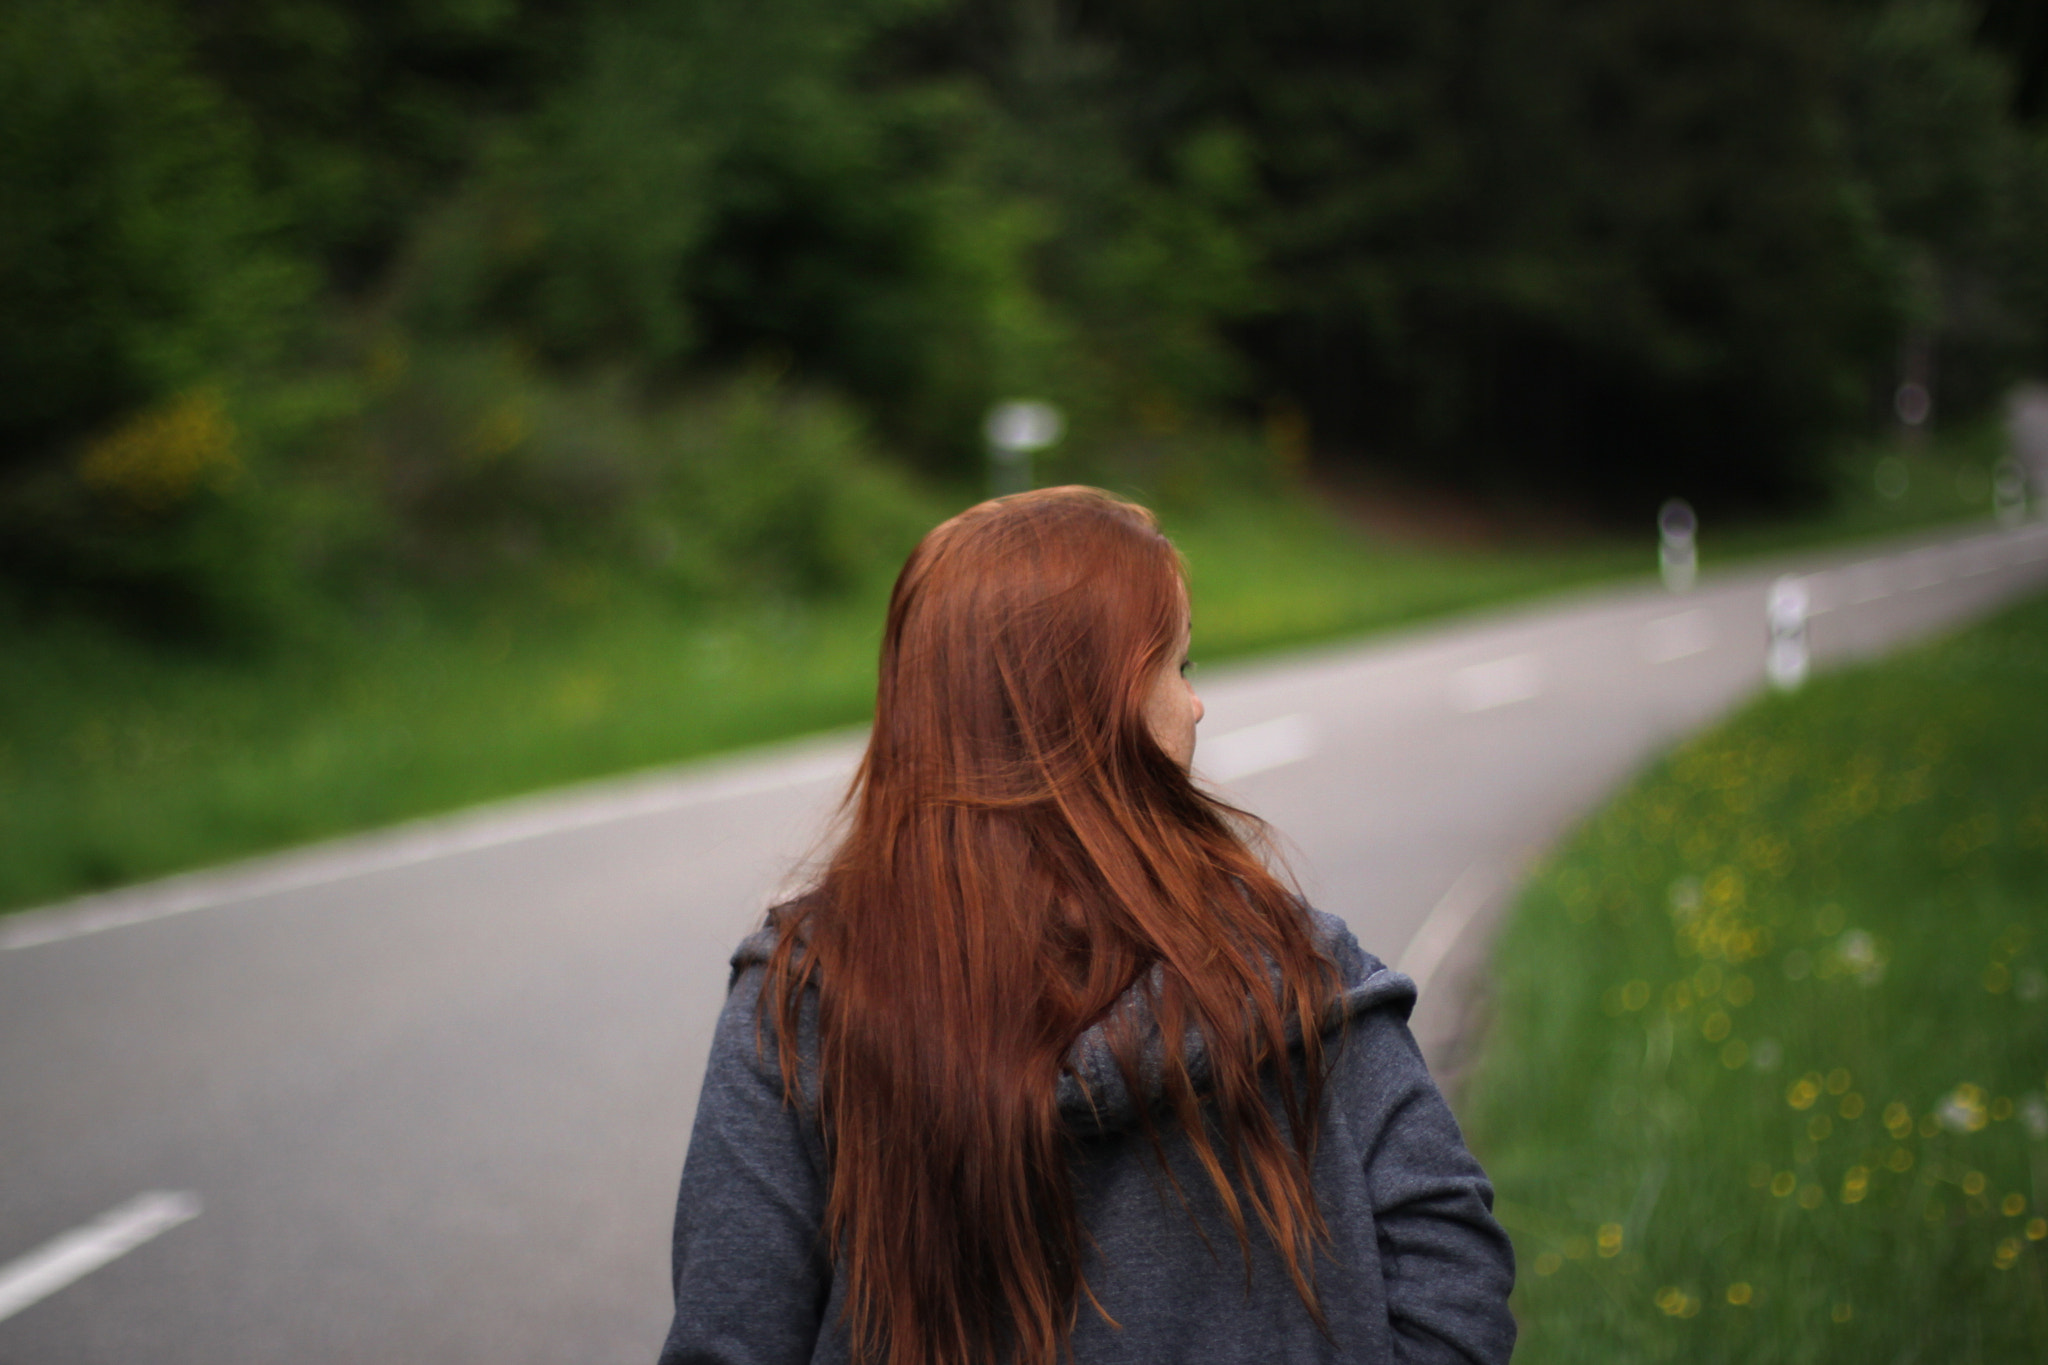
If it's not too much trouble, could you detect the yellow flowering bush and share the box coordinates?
[77,390,240,512]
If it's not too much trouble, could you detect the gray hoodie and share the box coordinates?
[658,910,1516,1364]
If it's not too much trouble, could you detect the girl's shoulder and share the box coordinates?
[726,892,824,989]
[1304,907,1417,1028]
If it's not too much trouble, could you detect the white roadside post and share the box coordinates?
[1766,574,1810,691]
[984,400,1064,498]
[2006,385,2048,517]
[1658,498,1698,593]
[1993,456,2027,529]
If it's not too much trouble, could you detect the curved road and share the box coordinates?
[3,519,2047,1364]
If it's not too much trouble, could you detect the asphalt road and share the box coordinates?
[4,518,2047,1364]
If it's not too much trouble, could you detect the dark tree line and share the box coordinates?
[4,0,2046,629]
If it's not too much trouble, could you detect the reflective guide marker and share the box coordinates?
[0,1191,201,1324]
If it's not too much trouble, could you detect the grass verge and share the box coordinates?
[1461,585,2048,1360]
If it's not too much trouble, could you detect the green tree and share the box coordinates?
[1029,0,1901,511]
[177,0,581,287]
[0,0,310,633]
[1843,0,2048,413]
[393,0,1053,461]
[0,0,304,459]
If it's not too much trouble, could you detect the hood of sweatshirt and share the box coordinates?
[728,907,1414,1138]
[1053,909,1414,1136]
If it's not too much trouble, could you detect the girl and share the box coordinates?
[659,487,1515,1365]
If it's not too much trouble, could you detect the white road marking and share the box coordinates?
[1898,553,1947,592]
[1640,609,1715,663]
[0,748,855,952]
[1199,713,1317,783]
[1399,863,1502,996]
[1844,561,1890,604]
[1449,654,1543,712]
[0,1191,200,1324]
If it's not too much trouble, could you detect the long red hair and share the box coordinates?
[764,486,1338,1365]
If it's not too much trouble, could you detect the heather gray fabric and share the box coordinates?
[658,910,1516,1364]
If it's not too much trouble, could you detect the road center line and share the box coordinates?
[0,1191,201,1325]
[1449,654,1543,712]
[1199,713,1317,783]
[1641,609,1714,663]
[1898,555,1947,592]
[1839,559,1890,604]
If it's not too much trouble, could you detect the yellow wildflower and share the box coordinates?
[1882,1100,1912,1137]
[1654,1287,1700,1318]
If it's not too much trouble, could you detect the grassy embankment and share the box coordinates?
[1462,581,2048,1359]
[0,427,2014,916]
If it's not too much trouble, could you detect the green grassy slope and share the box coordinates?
[1462,587,2048,1361]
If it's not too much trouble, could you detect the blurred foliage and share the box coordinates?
[1013,0,2040,513]
[0,0,308,456]
[331,345,940,601]
[3,0,2047,639]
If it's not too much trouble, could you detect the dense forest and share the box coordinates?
[4,0,2046,637]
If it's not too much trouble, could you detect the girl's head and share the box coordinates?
[868,486,1203,807]
[769,486,1332,1365]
